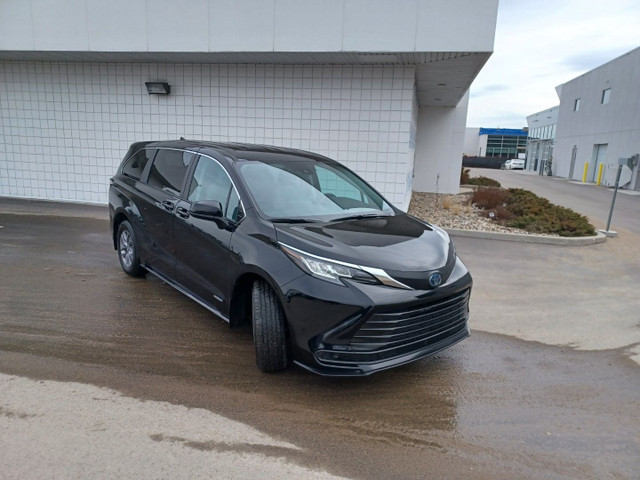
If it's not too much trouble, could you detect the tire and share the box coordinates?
[251,280,290,372]
[116,220,146,277]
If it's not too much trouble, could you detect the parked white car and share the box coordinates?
[502,158,525,170]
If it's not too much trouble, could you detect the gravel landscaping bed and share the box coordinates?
[408,191,551,235]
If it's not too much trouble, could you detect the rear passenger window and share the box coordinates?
[147,149,195,195]
[122,149,155,180]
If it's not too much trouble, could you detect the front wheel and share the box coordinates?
[116,220,146,277]
[251,280,290,372]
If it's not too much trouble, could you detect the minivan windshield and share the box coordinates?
[237,159,394,222]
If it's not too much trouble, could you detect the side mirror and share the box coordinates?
[190,200,223,220]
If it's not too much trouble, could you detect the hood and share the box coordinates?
[274,214,453,275]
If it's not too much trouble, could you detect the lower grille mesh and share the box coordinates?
[315,289,470,366]
[351,289,470,348]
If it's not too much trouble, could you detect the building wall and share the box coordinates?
[525,106,558,173]
[0,0,498,54]
[462,127,480,156]
[0,62,417,208]
[412,92,469,194]
[554,47,640,188]
[478,133,488,157]
[404,88,419,208]
[0,1,500,206]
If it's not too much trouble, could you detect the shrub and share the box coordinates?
[467,176,501,187]
[503,188,594,236]
[488,204,515,222]
[471,187,509,210]
[473,187,596,237]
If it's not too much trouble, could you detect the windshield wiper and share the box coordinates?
[270,218,320,224]
[330,213,392,222]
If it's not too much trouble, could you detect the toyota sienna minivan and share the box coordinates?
[109,140,472,376]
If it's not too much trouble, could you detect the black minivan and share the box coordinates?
[109,140,472,376]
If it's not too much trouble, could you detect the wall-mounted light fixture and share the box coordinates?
[145,82,171,95]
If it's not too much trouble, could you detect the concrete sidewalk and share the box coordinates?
[0,373,348,480]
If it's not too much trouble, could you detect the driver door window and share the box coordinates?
[188,156,241,221]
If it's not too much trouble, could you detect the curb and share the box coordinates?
[445,228,607,246]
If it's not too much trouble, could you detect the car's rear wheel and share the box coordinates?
[251,280,289,372]
[117,220,146,277]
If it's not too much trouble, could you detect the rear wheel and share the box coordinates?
[117,220,146,277]
[251,280,289,372]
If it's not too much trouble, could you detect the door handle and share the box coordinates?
[176,206,190,219]
[161,200,176,211]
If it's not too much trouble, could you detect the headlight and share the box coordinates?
[279,244,380,286]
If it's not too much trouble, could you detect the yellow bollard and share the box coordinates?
[582,162,589,182]
[596,163,604,185]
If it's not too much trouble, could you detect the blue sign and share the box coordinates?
[479,128,528,137]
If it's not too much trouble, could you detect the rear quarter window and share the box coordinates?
[122,149,156,180]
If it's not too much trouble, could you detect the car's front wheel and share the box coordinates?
[116,220,146,277]
[251,280,290,372]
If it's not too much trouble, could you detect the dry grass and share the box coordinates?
[441,196,454,210]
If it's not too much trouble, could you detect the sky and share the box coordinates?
[466,0,640,128]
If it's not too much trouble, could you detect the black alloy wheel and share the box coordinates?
[117,220,146,277]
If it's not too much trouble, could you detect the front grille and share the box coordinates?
[352,289,469,347]
[315,289,469,366]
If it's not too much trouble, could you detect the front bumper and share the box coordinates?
[280,257,472,376]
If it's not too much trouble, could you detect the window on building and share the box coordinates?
[574,98,581,111]
[601,88,611,105]
[483,133,528,158]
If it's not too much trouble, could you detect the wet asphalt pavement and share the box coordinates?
[1,211,639,479]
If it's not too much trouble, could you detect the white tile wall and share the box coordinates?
[0,62,416,208]
[405,87,419,208]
